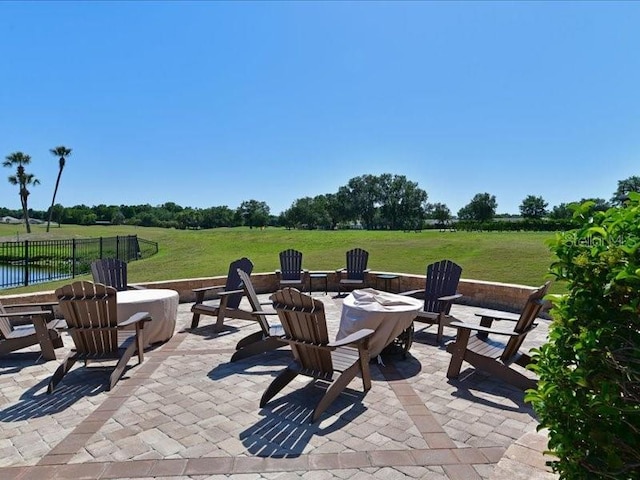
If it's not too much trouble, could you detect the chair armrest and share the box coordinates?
[119,311,152,328]
[0,310,54,318]
[217,289,244,297]
[474,311,520,323]
[328,328,375,347]
[192,284,225,294]
[335,267,345,273]
[439,293,462,302]
[449,320,522,337]
[127,284,146,290]
[399,289,423,298]
[3,301,57,309]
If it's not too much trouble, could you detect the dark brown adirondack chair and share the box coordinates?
[276,249,307,290]
[336,248,370,296]
[261,288,374,423]
[400,259,463,344]
[0,301,63,360]
[190,257,254,330]
[231,269,286,362]
[48,281,151,393]
[91,258,144,291]
[446,281,551,390]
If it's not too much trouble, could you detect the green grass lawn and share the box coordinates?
[0,223,560,294]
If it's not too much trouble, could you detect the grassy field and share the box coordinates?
[0,223,560,294]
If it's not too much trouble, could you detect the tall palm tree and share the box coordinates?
[46,146,72,232]
[3,151,40,233]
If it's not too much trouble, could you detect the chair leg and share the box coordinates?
[51,332,64,350]
[357,345,372,391]
[48,353,77,394]
[136,327,145,364]
[260,368,298,407]
[231,336,286,362]
[32,316,57,361]
[215,296,231,332]
[109,340,139,391]
[312,362,361,423]
[190,312,201,329]
[446,327,471,379]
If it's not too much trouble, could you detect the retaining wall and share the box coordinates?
[0,271,545,314]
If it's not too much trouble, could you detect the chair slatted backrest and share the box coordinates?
[501,281,551,361]
[271,288,333,375]
[237,268,271,336]
[279,249,304,281]
[424,260,463,314]
[0,303,14,339]
[345,248,369,281]
[224,257,254,310]
[56,281,119,356]
[91,258,129,292]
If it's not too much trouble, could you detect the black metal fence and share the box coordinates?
[0,235,159,289]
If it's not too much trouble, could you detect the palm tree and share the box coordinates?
[3,152,40,233]
[46,146,72,232]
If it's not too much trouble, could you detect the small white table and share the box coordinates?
[117,289,179,346]
[337,288,423,357]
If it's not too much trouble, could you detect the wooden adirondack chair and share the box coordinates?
[261,288,374,423]
[0,301,63,360]
[48,281,151,393]
[336,248,370,296]
[446,281,551,390]
[190,257,254,330]
[276,249,307,290]
[91,258,144,291]
[231,269,287,362]
[400,259,463,344]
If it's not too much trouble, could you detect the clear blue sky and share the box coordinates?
[1,1,638,216]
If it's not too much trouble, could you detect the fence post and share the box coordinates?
[99,237,103,259]
[116,236,121,260]
[72,238,77,278]
[130,235,136,261]
[24,240,29,287]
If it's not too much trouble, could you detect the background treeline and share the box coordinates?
[3,173,639,232]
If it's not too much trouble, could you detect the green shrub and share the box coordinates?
[526,195,640,479]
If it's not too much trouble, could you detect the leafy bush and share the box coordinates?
[526,195,640,479]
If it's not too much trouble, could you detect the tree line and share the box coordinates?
[3,148,640,232]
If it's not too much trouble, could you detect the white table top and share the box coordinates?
[343,288,423,313]
[117,288,179,304]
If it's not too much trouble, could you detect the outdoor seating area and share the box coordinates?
[0,262,558,479]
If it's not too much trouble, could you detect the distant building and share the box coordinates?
[1,216,47,225]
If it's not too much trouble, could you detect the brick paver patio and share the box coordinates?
[0,292,557,479]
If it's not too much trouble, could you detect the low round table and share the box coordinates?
[117,289,179,346]
[376,274,400,293]
[337,288,422,358]
[309,272,328,295]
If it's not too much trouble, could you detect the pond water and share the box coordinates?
[0,264,70,289]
